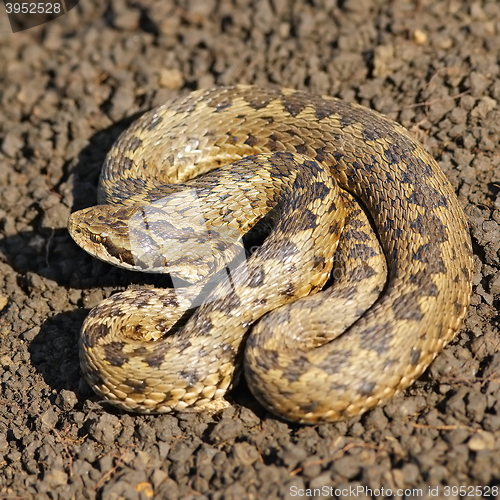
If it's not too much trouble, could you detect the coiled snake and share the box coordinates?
[68,85,473,424]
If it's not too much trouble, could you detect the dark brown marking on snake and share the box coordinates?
[325,199,338,213]
[179,370,199,387]
[461,266,471,281]
[329,380,349,392]
[383,168,396,185]
[139,208,149,231]
[383,144,404,165]
[349,263,377,282]
[345,210,364,226]
[127,136,143,153]
[349,243,378,260]
[275,389,295,400]
[315,147,326,163]
[407,274,439,297]
[314,104,336,120]
[358,380,376,397]
[312,181,331,201]
[103,342,127,367]
[225,133,238,145]
[155,320,170,334]
[339,112,358,128]
[125,379,147,393]
[161,295,178,308]
[421,281,439,297]
[266,134,281,151]
[400,154,434,183]
[318,349,352,376]
[252,349,279,372]
[108,307,127,317]
[280,282,296,297]
[259,115,275,124]
[351,160,374,178]
[171,95,197,114]
[392,295,423,321]
[411,213,448,241]
[195,317,214,337]
[383,358,398,371]
[295,143,308,155]
[413,244,447,275]
[133,346,148,357]
[215,101,233,112]
[84,368,105,388]
[285,128,300,139]
[409,348,421,366]
[362,121,385,142]
[80,333,94,350]
[131,293,154,309]
[360,323,393,354]
[216,292,243,312]
[248,266,265,287]
[343,228,370,242]
[197,347,209,358]
[144,350,167,368]
[382,220,403,240]
[90,323,110,340]
[453,301,464,315]
[329,220,342,235]
[144,114,163,131]
[274,240,299,259]
[299,208,319,230]
[214,240,230,252]
[281,94,308,117]
[335,285,357,300]
[253,297,268,307]
[115,156,134,172]
[344,157,378,185]
[175,338,193,353]
[206,229,222,240]
[277,151,299,169]
[299,401,320,414]
[408,270,426,285]
[281,355,309,382]
[103,239,135,267]
[244,134,258,147]
[408,189,448,209]
[313,255,326,269]
[244,88,282,109]
[219,342,236,355]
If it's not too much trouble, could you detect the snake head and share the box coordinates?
[68,201,245,284]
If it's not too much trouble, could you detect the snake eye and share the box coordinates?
[90,234,102,243]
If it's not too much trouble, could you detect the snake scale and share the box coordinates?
[68,85,473,424]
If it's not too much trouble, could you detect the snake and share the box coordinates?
[68,85,473,424]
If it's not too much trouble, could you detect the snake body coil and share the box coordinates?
[68,85,473,423]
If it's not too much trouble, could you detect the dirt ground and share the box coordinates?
[0,0,499,499]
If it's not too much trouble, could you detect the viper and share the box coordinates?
[68,85,472,424]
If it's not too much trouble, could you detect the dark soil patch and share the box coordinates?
[0,1,499,499]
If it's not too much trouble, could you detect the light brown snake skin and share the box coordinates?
[68,85,473,424]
